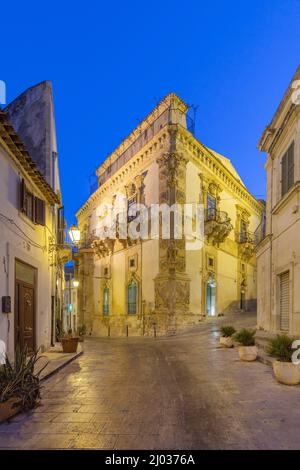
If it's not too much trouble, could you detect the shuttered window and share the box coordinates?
[35,197,45,226]
[57,206,65,245]
[281,142,294,197]
[20,179,45,225]
[279,271,290,331]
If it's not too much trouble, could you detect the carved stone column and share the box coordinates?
[153,128,191,335]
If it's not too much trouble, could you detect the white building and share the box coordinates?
[0,82,69,355]
[256,65,300,335]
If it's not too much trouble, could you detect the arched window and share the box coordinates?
[103,287,109,315]
[128,280,138,314]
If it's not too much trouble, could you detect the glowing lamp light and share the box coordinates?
[72,280,79,288]
[69,225,80,244]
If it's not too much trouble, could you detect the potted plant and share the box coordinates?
[266,334,300,385]
[0,345,47,423]
[234,328,257,361]
[219,326,236,348]
[78,324,86,342]
[61,329,79,353]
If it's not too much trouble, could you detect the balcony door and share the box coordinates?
[206,280,216,316]
[15,260,36,352]
[207,194,216,220]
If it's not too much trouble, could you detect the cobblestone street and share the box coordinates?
[1,313,300,450]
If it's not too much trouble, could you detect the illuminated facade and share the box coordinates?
[76,93,264,336]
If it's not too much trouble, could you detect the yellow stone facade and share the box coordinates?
[76,93,264,336]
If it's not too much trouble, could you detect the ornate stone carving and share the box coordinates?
[238,240,255,261]
[156,152,188,188]
[92,238,115,258]
[205,212,233,246]
[154,276,190,312]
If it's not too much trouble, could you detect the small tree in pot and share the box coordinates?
[61,329,79,354]
[78,324,86,342]
[219,326,236,348]
[234,328,257,361]
[266,335,300,385]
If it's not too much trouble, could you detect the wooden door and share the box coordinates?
[15,282,35,352]
[15,260,36,352]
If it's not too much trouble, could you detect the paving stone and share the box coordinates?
[1,312,300,449]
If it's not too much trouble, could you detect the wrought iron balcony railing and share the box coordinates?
[237,231,255,244]
[254,220,266,245]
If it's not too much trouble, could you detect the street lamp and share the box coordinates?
[72,280,79,288]
[69,225,81,245]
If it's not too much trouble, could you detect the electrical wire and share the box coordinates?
[0,211,46,250]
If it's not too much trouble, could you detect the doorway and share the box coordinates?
[240,281,246,311]
[240,291,246,310]
[206,281,216,316]
[15,260,36,352]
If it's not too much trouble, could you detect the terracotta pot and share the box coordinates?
[0,397,22,423]
[61,337,79,353]
[220,336,233,348]
[238,345,258,362]
[273,360,300,385]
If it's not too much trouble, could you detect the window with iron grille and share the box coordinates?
[281,142,294,197]
[128,281,137,314]
[103,287,109,315]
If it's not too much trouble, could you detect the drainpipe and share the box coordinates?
[270,156,274,331]
[5,242,10,353]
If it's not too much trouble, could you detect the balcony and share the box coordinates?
[204,209,232,246]
[254,220,266,245]
[237,231,255,260]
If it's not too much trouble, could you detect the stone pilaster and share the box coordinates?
[153,127,191,335]
[76,248,95,335]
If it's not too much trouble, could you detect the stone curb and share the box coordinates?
[257,354,273,367]
[40,349,84,382]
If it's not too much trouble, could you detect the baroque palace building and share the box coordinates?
[76,93,264,336]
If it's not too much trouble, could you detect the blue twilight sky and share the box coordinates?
[1,0,300,223]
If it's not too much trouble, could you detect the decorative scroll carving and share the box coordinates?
[205,211,233,246]
[156,152,188,188]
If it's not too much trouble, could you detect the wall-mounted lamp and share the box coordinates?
[69,225,81,245]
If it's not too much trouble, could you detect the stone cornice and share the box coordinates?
[96,93,188,178]
[177,127,264,216]
[77,126,170,219]
[77,123,264,220]
[258,65,300,153]
[272,181,300,215]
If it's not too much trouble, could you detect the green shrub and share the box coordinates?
[220,326,236,337]
[234,328,256,346]
[266,334,294,362]
[78,324,87,336]
[0,345,48,409]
